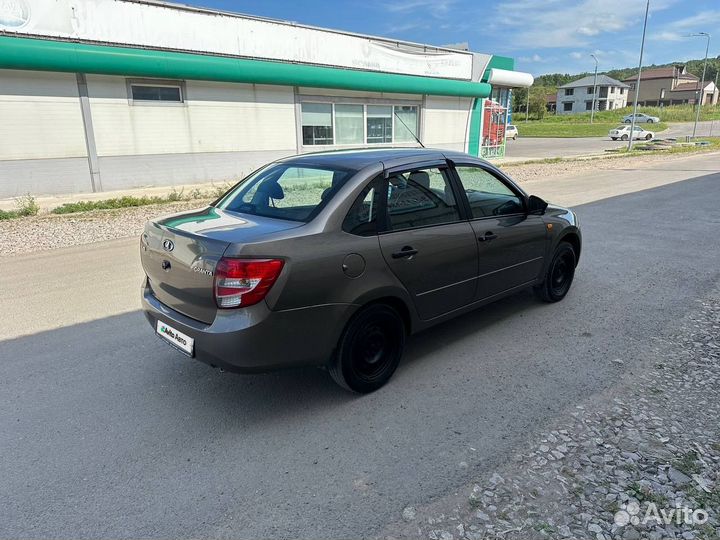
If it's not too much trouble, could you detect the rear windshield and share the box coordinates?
[508,125,516,129]
[215,163,355,222]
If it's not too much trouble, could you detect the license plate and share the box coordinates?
[156,319,194,356]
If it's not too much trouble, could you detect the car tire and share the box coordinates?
[645,134,653,140]
[620,134,629,141]
[611,137,617,141]
[624,120,631,124]
[647,119,653,123]
[534,241,577,303]
[329,303,406,393]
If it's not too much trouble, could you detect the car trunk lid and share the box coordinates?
[140,206,300,324]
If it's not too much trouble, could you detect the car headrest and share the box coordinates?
[408,171,430,189]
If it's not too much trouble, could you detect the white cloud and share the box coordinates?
[569,51,583,59]
[493,0,676,49]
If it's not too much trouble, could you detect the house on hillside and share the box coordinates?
[556,75,629,115]
[623,65,718,106]
[545,93,557,112]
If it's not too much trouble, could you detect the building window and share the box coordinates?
[335,104,364,145]
[585,101,593,111]
[301,102,419,146]
[564,88,574,96]
[587,87,594,94]
[130,83,183,103]
[301,103,334,145]
[563,102,573,112]
[620,88,625,95]
[393,106,419,142]
[366,105,393,144]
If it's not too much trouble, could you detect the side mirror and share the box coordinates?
[527,195,548,215]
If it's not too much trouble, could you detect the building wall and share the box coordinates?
[0,69,480,197]
[0,70,93,196]
[423,96,474,152]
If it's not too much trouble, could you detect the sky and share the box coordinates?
[180,0,719,77]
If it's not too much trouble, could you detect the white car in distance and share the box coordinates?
[622,112,660,123]
[609,125,655,141]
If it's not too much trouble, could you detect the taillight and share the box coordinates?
[214,258,284,309]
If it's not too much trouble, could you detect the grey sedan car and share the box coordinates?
[141,149,581,392]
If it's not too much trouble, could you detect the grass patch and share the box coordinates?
[51,185,229,215]
[0,195,39,220]
[673,451,702,476]
[514,104,720,123]
[517,121,668,138]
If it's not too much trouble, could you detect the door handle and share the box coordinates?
[391,246,419,259]
[478,232,498,242]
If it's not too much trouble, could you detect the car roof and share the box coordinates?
[275,147,488,170]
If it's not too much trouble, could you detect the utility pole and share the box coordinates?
[525,89,530,122]
[688,32,710,139]
[628,0,650,152]
[590,54,599,124]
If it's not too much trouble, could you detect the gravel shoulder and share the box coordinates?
[0,150,717,257]
[380,288,720,540]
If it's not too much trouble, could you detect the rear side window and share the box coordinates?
[454,166,524,218]
[385,167,461,231]
[217,164,354,222]
[343,179,380,236]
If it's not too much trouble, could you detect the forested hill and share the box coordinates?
[535,57,720,87]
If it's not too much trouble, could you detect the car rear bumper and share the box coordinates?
[141,279,355,373]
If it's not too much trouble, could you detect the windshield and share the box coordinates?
[216,163,355,222]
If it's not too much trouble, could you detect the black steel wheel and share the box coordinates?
[330,304,405,393]
[534,242,577,302]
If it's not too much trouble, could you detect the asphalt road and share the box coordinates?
[2,156,720,539]
[506,120,717,160]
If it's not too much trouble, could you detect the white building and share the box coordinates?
[556,75,629,115]
[0,0,533,197]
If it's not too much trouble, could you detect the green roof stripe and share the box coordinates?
[0,36,492,98]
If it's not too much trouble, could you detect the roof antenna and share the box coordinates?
[393,110,425,148]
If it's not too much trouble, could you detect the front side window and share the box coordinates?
[367,105,393,144]
[385,167,460,231]
[218,163,354,222]
[301,103,333,146]
[454,166,524,218]
[130,83,183,102]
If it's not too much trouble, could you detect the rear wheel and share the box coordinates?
[647,119,654,123]
[624,120,631,124]
[329,304,405,393]
[620,134,629,141]
[534,241,576,303]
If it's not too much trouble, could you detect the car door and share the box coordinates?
[378,163,479,321]
[452,164,548,301]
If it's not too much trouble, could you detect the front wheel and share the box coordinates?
[620,134,629,141]
[645,134,653,140]
[534,241,577,303]
[611,137,617,141]
[329,304,406,393]
[647,119,654,123]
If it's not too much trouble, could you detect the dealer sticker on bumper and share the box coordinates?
[156,320,194,356]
